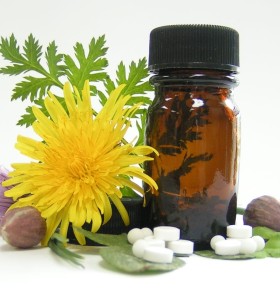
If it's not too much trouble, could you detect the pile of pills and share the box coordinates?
[210,224,266,256]
[127,226,194,263]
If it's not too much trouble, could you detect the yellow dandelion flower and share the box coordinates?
[3,81,158,245]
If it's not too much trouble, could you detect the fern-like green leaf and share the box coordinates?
[0,34,25,66]
[12,76,53,102]
[17,98,48,126]
[64,35,108,93]
[45,41,65,79]
[23,34,43,66]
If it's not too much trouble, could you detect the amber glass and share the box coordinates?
[145,69,240,250]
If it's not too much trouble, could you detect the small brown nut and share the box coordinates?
[1,206,46,248]
[243,195,280,231]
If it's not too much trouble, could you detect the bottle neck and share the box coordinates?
[150,69,238,89]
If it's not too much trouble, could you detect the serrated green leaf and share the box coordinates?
[64,36,108,92]
[12,76,53,102]
[23,34,42,66]
[0,34,24,64]
[116,61,126,84]
[17,106,36,127]
[135,111,147,147]
[112,58,153,99]
[17,98,49,126]
[100,246,185,273]
[45,41,65,79]
[0,64,28,75]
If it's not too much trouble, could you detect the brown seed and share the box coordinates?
[243,195,280,231]
[0,206,46,248]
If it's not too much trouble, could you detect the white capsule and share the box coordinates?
[239,238,257,255]
[227,225,252,239]
[127,228,143,244]
[143,246,174,263]
[167,239,194,256]
[153,226,180,241]
[141,227,153,238]
[210,235,225,250]
[215,239,241,256]
[132,238,165,258]
[252,235,266,251]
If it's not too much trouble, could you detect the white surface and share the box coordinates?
[0,238,279,300]
[1,0,280,299]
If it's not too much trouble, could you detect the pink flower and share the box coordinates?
[0,166,13,223]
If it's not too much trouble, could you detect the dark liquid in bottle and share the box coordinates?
[145,84,240,250]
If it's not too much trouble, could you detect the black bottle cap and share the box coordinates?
[149,24,239,72]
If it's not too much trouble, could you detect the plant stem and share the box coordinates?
[236,207,246,215]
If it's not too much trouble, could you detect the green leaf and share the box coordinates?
[45,41,65,79]
[253,226,277,240]
[111,58,153,100]
[23,34,42,66]
[264,248,280,258]
[100,246,185,273]
[64,35,108,93]
[195,250,263,260]
[0,34,26,67]
[265,235,280,249]
[12,76,53,102]
[74,227,128,246]
[17,98,49,126]
[120,185,139,198]
[135,110,147,146]
[48,233,84,268]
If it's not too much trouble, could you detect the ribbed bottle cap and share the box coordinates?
[149,24,239,72]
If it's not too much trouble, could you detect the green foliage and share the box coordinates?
[0,34,152,134]
[48,232,84,267]
[0,34,64,105]
[63,36,108,94]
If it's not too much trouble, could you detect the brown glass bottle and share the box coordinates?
[145,25,240,250]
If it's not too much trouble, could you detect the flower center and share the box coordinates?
[68,156,96,184]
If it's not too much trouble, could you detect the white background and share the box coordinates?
[0,1,280,299]
[1,0,280,210]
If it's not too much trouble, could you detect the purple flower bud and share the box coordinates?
[0,166,14,222]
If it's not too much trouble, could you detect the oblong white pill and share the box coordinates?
[167,239,194,255]
[252,235,266,251]
[215,239,241,256]
[239,238,257,255]
[141,227,153,238]
[227,225,252,239]
[143,246,174,263]
[210,235,225,250]
[127,228,143,244]
[153,226,180,241]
